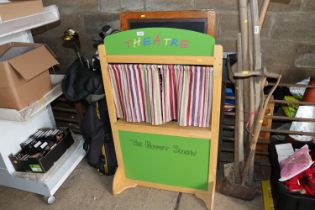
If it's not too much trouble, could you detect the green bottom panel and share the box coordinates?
[119,130,210,190]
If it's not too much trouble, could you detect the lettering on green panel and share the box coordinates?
[104,28,215,56]
[119,130,211,190]
[130,139,198,157]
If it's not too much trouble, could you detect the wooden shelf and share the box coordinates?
[107,55,215,65]
[115,119,212,140]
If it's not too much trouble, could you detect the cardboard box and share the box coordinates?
[0,0,43,22]
[0,74,64,122]
[0,42,59,110]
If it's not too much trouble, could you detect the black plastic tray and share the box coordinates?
[10,128,74,173]
[269,141,315,210]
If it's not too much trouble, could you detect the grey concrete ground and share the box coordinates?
[0,160,263,210]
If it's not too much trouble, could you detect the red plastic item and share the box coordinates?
[302,79,315,103]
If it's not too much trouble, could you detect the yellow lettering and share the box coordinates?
[125,40,132,47]
[164,38,171,46]
[133,37,141,48]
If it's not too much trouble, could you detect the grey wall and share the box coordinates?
[34,0,315,82]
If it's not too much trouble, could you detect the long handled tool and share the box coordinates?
[219,0,290,199]
[260,0,291,27]
[238,70,281,186]
[233,33,245,183]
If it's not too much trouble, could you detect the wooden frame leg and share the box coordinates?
[195,191,214,210]
[112,167,138,195]
[195,182,215,210]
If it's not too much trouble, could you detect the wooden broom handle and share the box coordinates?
[259,0,270,27]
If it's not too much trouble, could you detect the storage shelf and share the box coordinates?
[13,135,85,193]
[115,120,212,139]
[0,5,59,38]
[0,4,85,202]
[0,134,85,198]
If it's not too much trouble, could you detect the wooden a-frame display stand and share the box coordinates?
[98,28,223,210]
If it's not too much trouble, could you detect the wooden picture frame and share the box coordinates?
[120,10,216,37]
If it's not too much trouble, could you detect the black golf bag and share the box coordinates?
[61,26,118,175]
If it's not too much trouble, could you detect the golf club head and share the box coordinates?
[99,25,113,39]
[63,28,81,49]
[93,25,120,48]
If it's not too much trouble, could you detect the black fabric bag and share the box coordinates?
[62,59,104,102]
[81,99,117,175]
[61,25,119,175]
[99,134,117,175]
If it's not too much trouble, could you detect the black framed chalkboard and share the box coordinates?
[120,10,216,37]
[129,19,208,34]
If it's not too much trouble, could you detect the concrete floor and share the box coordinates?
[0,160,263,210]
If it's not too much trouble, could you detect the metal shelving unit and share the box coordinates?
[0,5,86,204]
[0,5,59,44]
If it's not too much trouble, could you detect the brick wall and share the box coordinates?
[34,0,315,82]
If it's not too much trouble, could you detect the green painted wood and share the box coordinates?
[119,130,210,190]
[104,28,215,56]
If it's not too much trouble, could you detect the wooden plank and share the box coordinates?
[265,115,315,122]
[256,99,274,160]
[98,44,128,191]
[116,120,212,139]
[222,125,235,130]
[268,83,315,88]
[259,0,270,27]
[221,147,269,156]
[224,112,236,116]
[271,99,315,106]
[261,128,315,136]
[250,0,262,70]
[106,55,215,65]
[52,107,78,113]
[206,44,223,210]
[222,137,234,141]
[124,175,210,195]
[54,116,79,124]
[225,96,236,100]
[222,137,270,145]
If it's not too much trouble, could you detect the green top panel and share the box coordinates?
[104,28,215,56]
